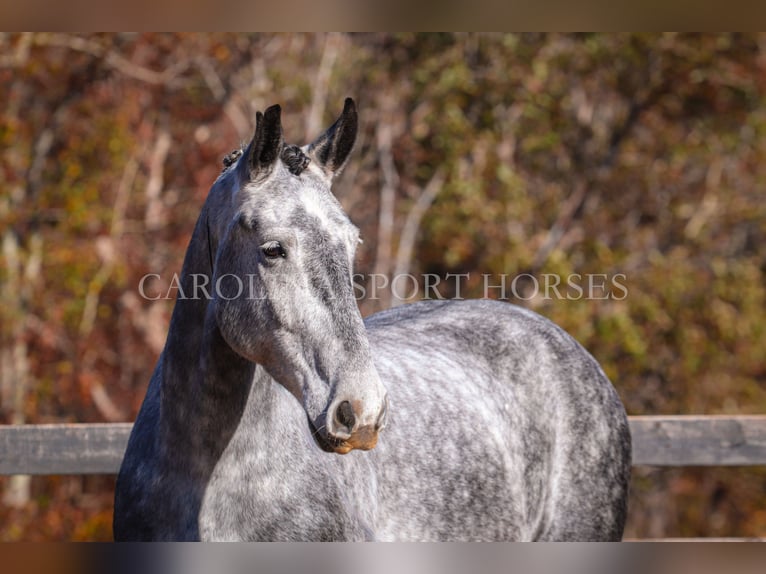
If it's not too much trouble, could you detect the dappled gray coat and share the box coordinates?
[113,99,631,541]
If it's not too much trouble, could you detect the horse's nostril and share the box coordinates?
[335,400,356,431]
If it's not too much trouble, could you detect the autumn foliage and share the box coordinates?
[0,33,765,540]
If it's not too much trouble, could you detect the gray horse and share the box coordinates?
[113,99,631,541]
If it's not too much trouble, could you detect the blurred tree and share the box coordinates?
[0,32,764,540]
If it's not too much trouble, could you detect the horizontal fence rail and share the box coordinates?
[0,423,132,475]
[630,415,766,467]
[0,416,765,475]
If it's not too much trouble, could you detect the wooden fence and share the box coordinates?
[1,415,765,475]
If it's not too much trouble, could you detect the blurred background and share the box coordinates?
[0,32,764,540]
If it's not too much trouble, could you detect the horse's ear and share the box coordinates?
[307,98,358,179]
[243,104,284,180]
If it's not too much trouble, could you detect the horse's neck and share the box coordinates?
[158,208,258,467]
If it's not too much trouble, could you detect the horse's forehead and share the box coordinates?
[240,175,355,236]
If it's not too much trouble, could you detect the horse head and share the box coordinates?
[208,99,388,454]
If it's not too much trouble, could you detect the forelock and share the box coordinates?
[281,145,311,176]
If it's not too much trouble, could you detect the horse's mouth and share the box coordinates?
[307,417,373,454]
[307,417,352,454]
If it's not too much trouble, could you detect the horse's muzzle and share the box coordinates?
[313,395,389,454]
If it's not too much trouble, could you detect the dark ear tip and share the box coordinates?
[264,104,282,120]
[343,98,356,115]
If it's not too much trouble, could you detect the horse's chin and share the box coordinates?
[325,441,375,455]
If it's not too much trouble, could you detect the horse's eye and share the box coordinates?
[262,241,285,259]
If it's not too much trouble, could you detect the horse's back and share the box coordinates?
[365,299,631,540]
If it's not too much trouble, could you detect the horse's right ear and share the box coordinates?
[307,98,358,179]
[241,104,284,181]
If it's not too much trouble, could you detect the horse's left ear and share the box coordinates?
[307,98,358,179]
